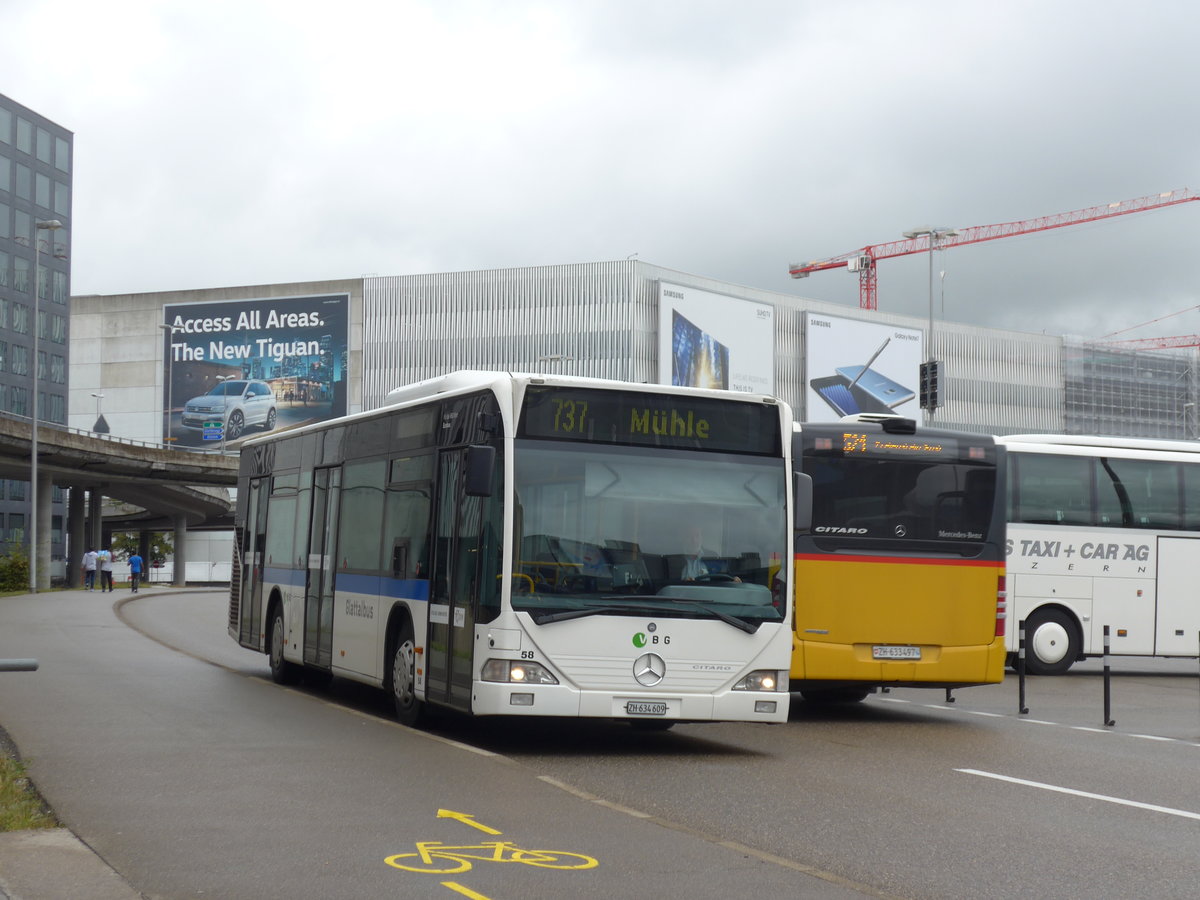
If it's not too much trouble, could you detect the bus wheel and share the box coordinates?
[268,607,301,685]
[390,623,424,726]
[1025,608,1079,676]
[800,688,871,705]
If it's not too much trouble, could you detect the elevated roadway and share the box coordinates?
[0,414,239,588]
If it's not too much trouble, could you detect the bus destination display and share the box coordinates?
[519,386,781,454]
[810,432,992,462]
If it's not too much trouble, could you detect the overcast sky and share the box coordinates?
[6,0,1200,343]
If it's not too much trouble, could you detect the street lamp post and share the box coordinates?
[216,374,237,454]
[902,225,957,422]
[90,392,105,429]
[158,324,178,449]
[29,218,63,593]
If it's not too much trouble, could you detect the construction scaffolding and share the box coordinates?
[1063,338,1198,439]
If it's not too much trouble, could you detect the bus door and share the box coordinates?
[304,466,341,670]
[426,448,481,712]
[237,476,269,646]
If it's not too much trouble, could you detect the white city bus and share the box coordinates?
[229,371,802,727]
[999,433,1200,674]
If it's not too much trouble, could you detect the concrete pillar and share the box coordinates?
[87,489,103,551]
[33,474,53,592]
[173,515,188,587]
[67,487,85,588]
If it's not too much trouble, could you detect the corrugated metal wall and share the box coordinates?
[362,261,1182,438]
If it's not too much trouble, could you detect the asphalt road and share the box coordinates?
[4,589,1200,899]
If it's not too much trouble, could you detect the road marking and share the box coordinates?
[879,693,1200,747]
[442,882,492,899]
[956,768,1200,821]
[438,809,502,834]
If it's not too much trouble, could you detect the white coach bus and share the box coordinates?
[999,433,1200,674]
[229,371,804,727]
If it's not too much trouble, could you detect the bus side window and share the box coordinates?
[1184,463,1200,530]
[391,541,409,580]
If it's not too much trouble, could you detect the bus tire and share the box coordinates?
[800,687,870,705]
[1024,608,1079,676]
[389,621,424,726]
[268,605,301,685]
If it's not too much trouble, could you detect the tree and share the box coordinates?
[109,532,173,565]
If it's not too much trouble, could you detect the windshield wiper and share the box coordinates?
[531,601,760,633]
[676,602,758,634]
[530,599,676,625]
[531,608,599,625]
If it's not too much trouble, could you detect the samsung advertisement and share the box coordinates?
[162,294,349,451]
[804,312,922,422]
[657,283,774,394]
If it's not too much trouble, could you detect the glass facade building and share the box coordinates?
[1,93,72,566]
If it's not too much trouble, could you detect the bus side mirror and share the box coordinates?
[465,445,496,497]
[794,472,812,533]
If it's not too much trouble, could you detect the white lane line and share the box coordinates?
[956,768,1200,821]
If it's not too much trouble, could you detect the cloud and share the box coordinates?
[5,0,1200,342]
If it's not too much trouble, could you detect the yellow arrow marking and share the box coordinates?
[436,809,502,835]
[442,882,492,899]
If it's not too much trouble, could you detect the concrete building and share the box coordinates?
[70,259,1198,439]
[1,93,72,573]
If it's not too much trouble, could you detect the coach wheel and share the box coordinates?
[226,410,245,441]
[269,606,301,685]
[1024,608,1079,676]
[390,621,424,726]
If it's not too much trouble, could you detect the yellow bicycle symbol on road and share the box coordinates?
[386,840,598,874]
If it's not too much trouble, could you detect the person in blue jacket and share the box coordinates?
[128,552,144,593]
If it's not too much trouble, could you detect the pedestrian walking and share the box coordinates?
[128,552,144,593]
[98,548,114,593]
[81,548,98,591]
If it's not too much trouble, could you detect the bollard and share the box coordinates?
[0,659,39,672]
[945,687,955,704]
[1102,625,1115,727]
[1018,619,1029,715]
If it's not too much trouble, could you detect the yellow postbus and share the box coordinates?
[791,415,1008,703]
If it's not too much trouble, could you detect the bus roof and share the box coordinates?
[999,434,1200,454]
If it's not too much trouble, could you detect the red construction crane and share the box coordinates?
[788,188,1200,311]
[1093,304,1200,351]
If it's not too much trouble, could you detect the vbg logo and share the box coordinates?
[632,632,647,648]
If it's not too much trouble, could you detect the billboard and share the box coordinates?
[804,312,923,422]
[657,283,774,393]
[162,294,349,450]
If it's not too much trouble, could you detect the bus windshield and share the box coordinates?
[805,453,996,551]
[512,442,787,627]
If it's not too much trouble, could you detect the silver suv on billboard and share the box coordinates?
[181,379,278,441]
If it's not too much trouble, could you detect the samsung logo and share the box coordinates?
[812,319,831,328]
[814,526,868,534]
[665,290,685,300]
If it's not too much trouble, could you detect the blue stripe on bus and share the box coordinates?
[338,573,430,602]
[261,567,429,602]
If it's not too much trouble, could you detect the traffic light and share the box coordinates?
[919,360,943,410]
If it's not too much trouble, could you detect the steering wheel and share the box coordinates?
[695,573,738,583]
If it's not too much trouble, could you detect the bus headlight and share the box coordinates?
[481,659,559,685]
[732,670,783,692]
